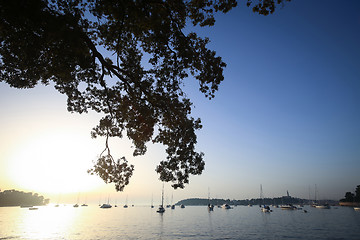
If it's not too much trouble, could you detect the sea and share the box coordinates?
[1,205,360,240]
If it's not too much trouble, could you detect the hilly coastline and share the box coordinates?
[0,189,49,207]
[175,196,338,206]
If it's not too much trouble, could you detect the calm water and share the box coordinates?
[1,205,360,240]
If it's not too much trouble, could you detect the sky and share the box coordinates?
[1,0,359,205]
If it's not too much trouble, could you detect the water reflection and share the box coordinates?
[19,206,79,239]
[158,212,164,240]
[207,209,214,238]
[1,205,359,239]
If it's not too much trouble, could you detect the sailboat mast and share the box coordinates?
[260,184,264,205]
[161,183,164,207]
[208,187,210,204]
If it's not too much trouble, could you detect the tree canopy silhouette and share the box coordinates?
[0,189,49,207]
[0,0,290,191]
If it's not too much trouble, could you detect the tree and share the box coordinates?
[344,192,354,202]
[0,0,290,191]
[355,185,360,202]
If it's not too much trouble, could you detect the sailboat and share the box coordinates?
[315,204,331,209]
[123,195,128,208]
[54,193,61,207]
[81,196,88,206]
[151,194,154,208]
[100,195,112,208]
[73,193,80,207]
[207,188,214,211]
[280,190,296,210]
[311,184,318,207]
[260,185,271,212]
[157,183,165,213]
[312,184,330,209]
[171,193,175,209]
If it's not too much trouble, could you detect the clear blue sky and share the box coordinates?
[188,0,360,200]
[0,0,359,204]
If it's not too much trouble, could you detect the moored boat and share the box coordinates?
[207,188,214,211]
[100,203,112,208]
[261,205,271,212]
[157,205,165,213]
[280,204,297,210]
[157,183,165,213]
[208,204,214,211]
[100,196,112,208]
[222,204,231,209]
[315,204,331,209]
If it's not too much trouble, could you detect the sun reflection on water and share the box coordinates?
[19,206,80,239]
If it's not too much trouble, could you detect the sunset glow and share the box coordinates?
[7,131,103,194]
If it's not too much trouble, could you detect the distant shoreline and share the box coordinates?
[339,202,360,207]
[0,189,49,207]
[175,197,339,206]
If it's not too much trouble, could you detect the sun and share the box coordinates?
[7,130,103,194]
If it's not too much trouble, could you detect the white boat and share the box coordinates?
[261,205,271,212]
[259,185,270,212]
[354,207,360,211]
[315,204,330,209]
[280,204,297,210]
[180,204,185,208]
[222,204,231,209]
[157,183,165,213]
[207,188,214,211]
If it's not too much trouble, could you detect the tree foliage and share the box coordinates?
[355,185,360,202]
[0,0,290,191]
[340,186,360,202]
